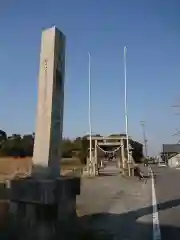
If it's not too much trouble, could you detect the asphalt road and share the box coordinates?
[152,165,180,240]
[78,162,153,240]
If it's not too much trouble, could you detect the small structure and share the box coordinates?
[162,144,180,168]
[9,27,80,239]
[168,153,180,168]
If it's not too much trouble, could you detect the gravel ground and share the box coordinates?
[77,163,153,239]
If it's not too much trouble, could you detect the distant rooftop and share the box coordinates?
[162,144,180,153]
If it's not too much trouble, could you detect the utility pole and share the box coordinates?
[172,104,180,143]
[124,46,131,176]
[88,52,95,176]
[140,121,148,158]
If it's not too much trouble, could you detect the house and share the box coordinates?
[168,153,180,168]
[162,144,180,168]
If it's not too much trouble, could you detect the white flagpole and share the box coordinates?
[124,46,131,176]
[88,52,92,175]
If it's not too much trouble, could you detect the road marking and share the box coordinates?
[150,167,161,240]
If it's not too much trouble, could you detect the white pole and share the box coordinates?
[88,52,92,176]
[124,46,131,176]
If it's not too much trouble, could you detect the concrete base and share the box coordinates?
[122,166,134,177]
[9,176,81,239]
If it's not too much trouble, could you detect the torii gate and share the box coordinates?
[85,135,134,177]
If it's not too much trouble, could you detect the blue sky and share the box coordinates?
[0,0,180,155]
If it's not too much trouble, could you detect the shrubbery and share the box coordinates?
[0,130,143,163]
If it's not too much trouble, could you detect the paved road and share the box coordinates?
[78,162,153,239]
[152,165,180,240]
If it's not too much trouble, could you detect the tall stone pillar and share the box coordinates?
[9,27,80,239]
[32,26,65,178]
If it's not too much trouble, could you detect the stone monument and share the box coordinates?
[9,26,80,239]
[32,26,65,178]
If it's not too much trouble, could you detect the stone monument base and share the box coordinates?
[9,176,80,239]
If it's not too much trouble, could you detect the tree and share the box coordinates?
[0,131,144,163]
[130,139,143,163]
[78,136,89,164]
[0,133,34,157]
[21,134,34,157]
[0,130,7,142]
[61,138,74,158]
[0,134,21,157]
[0,130,7,154]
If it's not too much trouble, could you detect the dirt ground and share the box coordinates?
[0,157,84,181]
[0,157,84,234]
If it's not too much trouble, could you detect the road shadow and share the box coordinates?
[98,173,119,177]
[78,198,180,240]
[1,186,180,239]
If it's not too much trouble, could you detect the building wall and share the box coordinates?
[168,153,180,168]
